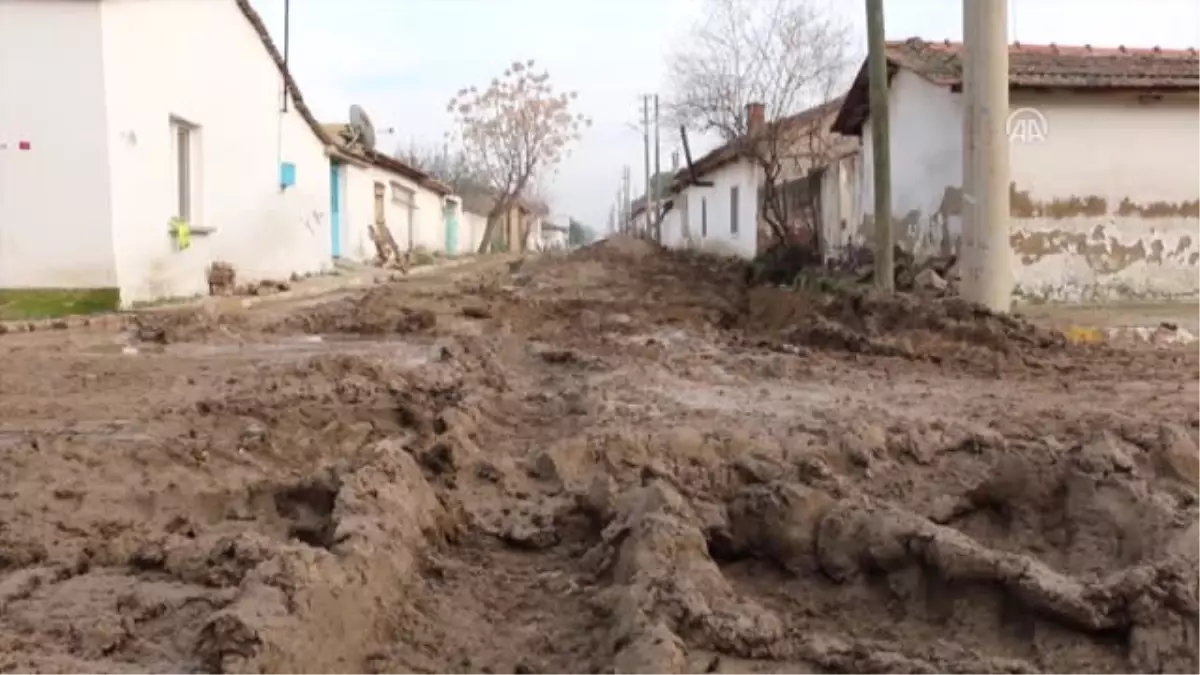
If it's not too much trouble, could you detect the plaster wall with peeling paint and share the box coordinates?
[852,71,1199,303]
[858,70,965,260]
[1007,91,1199,302]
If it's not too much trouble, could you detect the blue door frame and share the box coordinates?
[329,162,343,258]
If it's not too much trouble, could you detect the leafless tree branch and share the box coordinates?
[665,0,857,246]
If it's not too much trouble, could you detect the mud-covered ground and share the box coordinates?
[1,238,1196,674]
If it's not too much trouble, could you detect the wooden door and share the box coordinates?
[373,182,386,225]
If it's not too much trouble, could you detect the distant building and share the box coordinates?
[540,221,569,250]
[660,98,856,259]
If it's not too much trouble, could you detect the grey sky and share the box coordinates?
[250,0,1200,229]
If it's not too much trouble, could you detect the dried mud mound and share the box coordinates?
[127,287,439,345]
[128,306,254,345]
[2,242,1196,673]
[453,419,1198,674]
[271,286,438,336]
[497,241,1074,372]
[0,339,501,672]
[742,285,1070,369]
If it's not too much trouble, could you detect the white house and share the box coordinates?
[0,0,468,308]
[831,38,1200,302]
[661,99,857,260]
[0,0,330,305]
[540,220,570,250]
[321,125,456,262]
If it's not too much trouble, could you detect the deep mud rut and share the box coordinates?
[0,240,1196,674]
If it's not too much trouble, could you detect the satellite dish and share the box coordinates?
[348,104,377,151]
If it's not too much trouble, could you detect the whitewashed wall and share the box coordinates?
[857,70,964,260]
[101,0,331,304]
[0,0,118,290]
[338,162,446,261]
[674,161,761,258]
[458,209,488,255]
[659,205,682,249]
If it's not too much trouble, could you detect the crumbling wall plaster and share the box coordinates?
[852,84,1198,302]
[1007,92,1199,301]
[1011,216,1198,302]
[858,70,963,260]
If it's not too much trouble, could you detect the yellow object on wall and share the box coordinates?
[170,218,191,251]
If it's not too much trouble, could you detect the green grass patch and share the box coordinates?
[0,288,120,320]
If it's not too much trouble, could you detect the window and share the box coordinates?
[170,117,199,222]
[679,194,690,237]
[392,182,414,205]
[701,197,708,237]
[730,186,739,235]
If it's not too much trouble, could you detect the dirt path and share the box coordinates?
[0,240,1195,673]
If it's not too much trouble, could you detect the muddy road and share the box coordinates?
[0,238,1196,674]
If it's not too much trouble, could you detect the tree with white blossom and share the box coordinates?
[446,60,591,252]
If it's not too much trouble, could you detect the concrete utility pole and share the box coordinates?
[641,95,652,238]
[865,0,893,292]
[960,2,978,302]
[962,0,1012,312]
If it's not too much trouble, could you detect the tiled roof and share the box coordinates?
[832,38,1200,134]
[233,0,448,195]
[671,97,847,192]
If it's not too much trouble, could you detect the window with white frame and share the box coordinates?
[392,182,414,205]
[170,116,200,222]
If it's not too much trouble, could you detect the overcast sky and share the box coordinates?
[250,0,1200,229]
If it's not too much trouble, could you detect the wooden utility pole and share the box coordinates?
[641,95,652,238]
[962,0,1012,312]
[866,0,893,292]
[622,166,632,233]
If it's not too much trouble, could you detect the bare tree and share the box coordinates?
[397,143,492,196]
[666,0,854,245]
[445,61,591,253]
